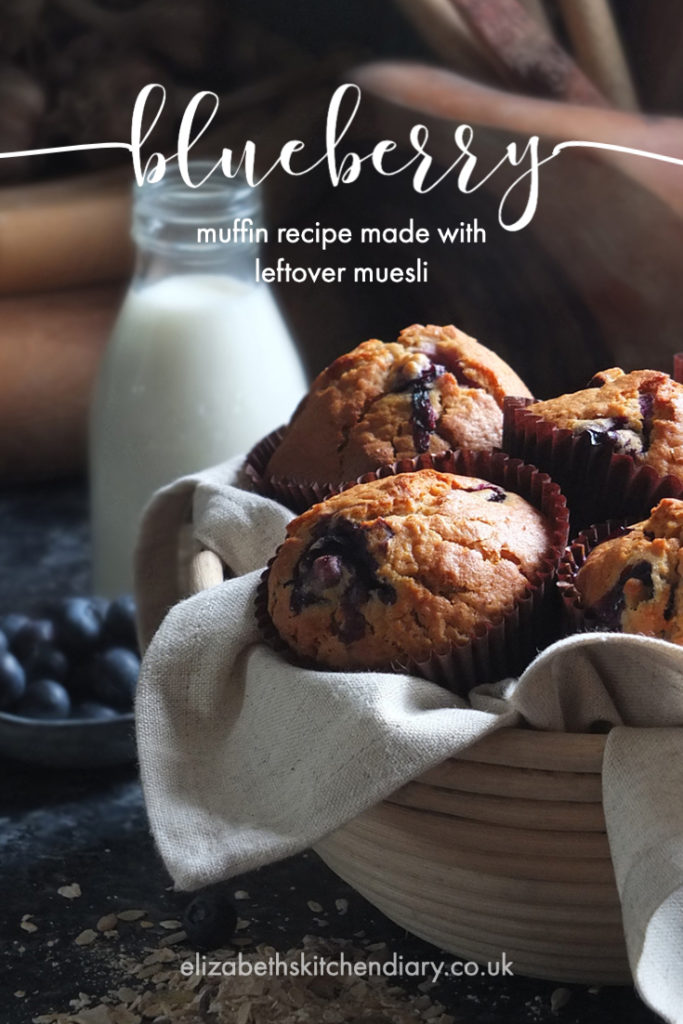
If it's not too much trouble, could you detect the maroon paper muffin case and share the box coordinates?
[245,426,341,514]
[556,520,631,634]
[254,449,569,697]
[502,396,683,533]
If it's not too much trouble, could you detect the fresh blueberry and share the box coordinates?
[102,595,139,652]
[66,658,97,701]
[0,652,26,710]
[0,614,30,646]
[71,700,120,721]
[11,618,55,663]
[92,647,140,710]
[182,888,238,951]
[90,596,110,623]
[25,643,69,684]
[54,598,102,656]
[15,679,71,720]
[0,630,8,657]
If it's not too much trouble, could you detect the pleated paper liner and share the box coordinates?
[246,428,506,516]
[255,449,569,696]
[557,520,631,634]
[502,396,683,533]
[245,426,344,512]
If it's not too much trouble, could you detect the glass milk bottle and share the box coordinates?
[89,163,307,597]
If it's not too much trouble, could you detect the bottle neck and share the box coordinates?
[131,163,263,285]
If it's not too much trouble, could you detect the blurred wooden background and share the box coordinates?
[1,0,683,479]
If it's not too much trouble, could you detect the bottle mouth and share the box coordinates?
[132,160,261,257]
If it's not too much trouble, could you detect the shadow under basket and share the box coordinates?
[181,538,631,987]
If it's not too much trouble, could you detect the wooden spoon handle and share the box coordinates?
[393,0,500,81]
[448,0,610,106]
[557,0,638,111]
[516,0,551,30]
[188,549,224,595]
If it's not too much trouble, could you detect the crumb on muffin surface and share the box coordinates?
[267,469,552,670]
[575,498,683,643]
[266,324,532,483]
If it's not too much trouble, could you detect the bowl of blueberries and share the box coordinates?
[0,595,139,767]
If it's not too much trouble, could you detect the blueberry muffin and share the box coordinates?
[266,468,553,672]
[265,324,532,485]
[573,498,683,642]
[525,367,683,480]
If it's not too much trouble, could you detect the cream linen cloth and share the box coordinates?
[135,457,683,1024]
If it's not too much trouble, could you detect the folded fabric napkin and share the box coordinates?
[135,456,683,1024]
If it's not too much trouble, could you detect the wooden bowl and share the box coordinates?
[315,728,629,985]
[183,542,630,986]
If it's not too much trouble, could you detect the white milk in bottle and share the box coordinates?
[89,165,307,596]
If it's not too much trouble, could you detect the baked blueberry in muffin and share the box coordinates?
[266,468,553,671]
[265,324,532,485]
[573,498,683,642]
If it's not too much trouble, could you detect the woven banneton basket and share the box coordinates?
[181,538,630,987]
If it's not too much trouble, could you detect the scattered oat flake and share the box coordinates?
[142,948,176,966]
[235,918,251,931]
[422,1006,443,1019]
[115,988,138,1004]
[551,988,572,1013]
[335,899,348,914]
[159,930,186,947]
[152,970,173,984]
[159,920,182,930]
[117,910,146,922]
[97,914,119,932]
[69,994,92,1010]
[75,929,98,946]
[20,920,38,933]
[57,882,82,899]
[135,965,158,980]
[70,1005,117,1023]
[236,1001,252,1024]
[234,890,249,899]
[139,921,154,929]
[14,990,25,997]
[109,1010,140,1024]
[307,901,323,913]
